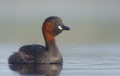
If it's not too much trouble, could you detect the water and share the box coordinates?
[0,44,120,76]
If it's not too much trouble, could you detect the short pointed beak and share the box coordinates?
[62,25,70,30]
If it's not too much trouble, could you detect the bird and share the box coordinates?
[8,16,70,64]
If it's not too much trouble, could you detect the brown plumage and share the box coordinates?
[8,16,70,64]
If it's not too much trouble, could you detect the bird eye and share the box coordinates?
[58,26,63,30]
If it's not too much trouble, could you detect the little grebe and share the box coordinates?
[8,16,70,64]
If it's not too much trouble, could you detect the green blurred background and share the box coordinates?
[0,0,120,45]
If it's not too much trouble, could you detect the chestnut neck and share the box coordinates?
[43,32,58,51]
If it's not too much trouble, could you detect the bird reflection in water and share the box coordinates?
[9,64,62,76]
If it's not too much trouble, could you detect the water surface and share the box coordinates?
[0,44,120,76]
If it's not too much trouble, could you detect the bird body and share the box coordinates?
[8,16,70,64]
